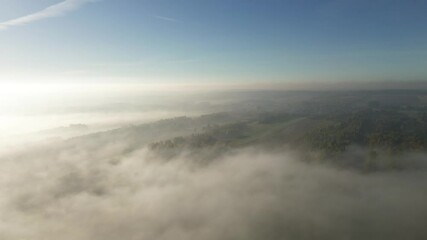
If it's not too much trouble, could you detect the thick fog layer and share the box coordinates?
[1,142,426,240]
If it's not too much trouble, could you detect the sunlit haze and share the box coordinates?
[1,1,427,240]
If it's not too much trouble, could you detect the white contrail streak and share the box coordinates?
[0,0,98,30]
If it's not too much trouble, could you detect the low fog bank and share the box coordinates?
[1,143,427,240]
[0,109,200,149]
[0,85,227,147]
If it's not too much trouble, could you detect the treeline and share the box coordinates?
[302,110,427,153]
[150,122,250,151]
[149,109,427,156]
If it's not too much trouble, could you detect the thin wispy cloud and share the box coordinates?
[0,0,98,30]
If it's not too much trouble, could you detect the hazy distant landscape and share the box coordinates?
[1,0,427,239]
[1,90,427,239]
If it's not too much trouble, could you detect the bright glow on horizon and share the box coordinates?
[0,82,212,147]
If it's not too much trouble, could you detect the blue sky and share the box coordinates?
[1,0,427,85]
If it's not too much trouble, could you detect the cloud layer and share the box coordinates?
[0,0,96,30]
[1,140,427,240]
